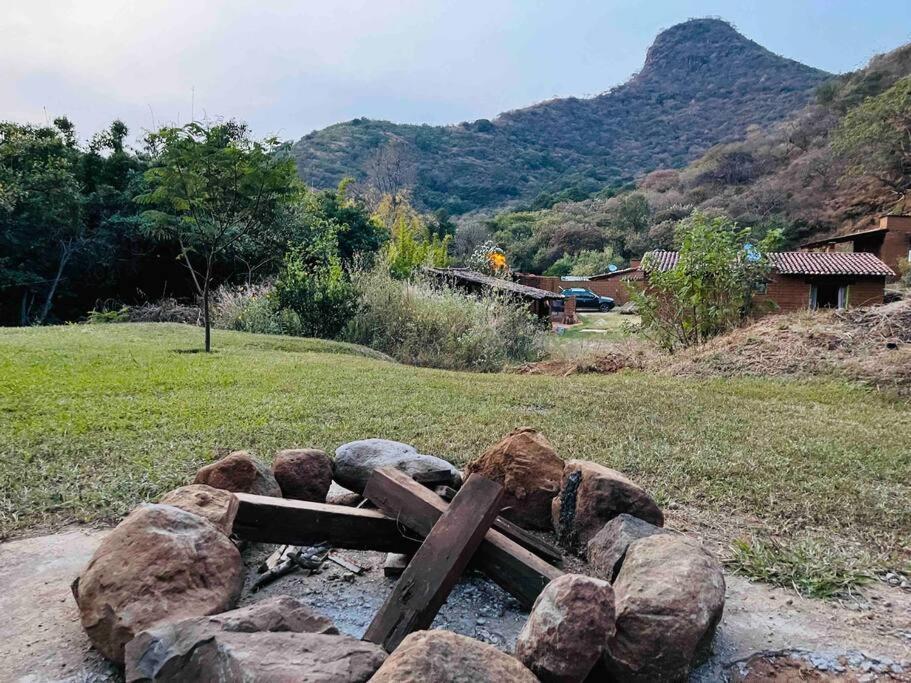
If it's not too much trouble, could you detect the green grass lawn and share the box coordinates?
[556,312,640,343]
[2,323,909,588]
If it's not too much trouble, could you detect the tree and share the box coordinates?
[0,119,83,324]
[633,211,782,350]
[374,195,450,278]
[137,121,297,351]
[833,76,911,199]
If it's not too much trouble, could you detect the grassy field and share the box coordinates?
[1,323,909,590]
[555,312,640,343]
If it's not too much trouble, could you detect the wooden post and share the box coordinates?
[363,474,504,652]
[231,492,418,553]
[364,468,563,608]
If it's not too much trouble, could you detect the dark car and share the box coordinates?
[560,287,615,311]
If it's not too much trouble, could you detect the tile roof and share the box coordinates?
[641,250,894,277]
[800,226,887,248]
[425,268,564,300]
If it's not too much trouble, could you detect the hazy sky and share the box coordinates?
[3,1,909,143]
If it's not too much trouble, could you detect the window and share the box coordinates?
[810,283,848,310]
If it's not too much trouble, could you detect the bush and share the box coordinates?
[210,283,305,336]
[344,267,547,371]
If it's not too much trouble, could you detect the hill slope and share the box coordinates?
[291,19,830,214]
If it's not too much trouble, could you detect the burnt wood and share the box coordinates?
[436,485,563,565]
[232,492,418,553]
[363,474,504,652]
[410,468,459,487]
[365,468,564,608]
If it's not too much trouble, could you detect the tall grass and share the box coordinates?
[344,268,548,371]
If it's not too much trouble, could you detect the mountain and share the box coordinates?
[291,18,831,215]
[484,40,911,274]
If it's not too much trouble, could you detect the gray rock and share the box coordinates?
[125,597,384,682]
[334,439,461,493]
[586,513,671,581]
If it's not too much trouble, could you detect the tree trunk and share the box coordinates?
[37,243,72,325]
[20,290,30,326]
[203,282,211,353]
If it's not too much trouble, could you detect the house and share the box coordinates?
[800,215,911,281]
[516,267,642,306]
[425,268,563,318]
[641,250,894,311]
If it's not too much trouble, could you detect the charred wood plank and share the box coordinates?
[231,493,418,553]
[363,474,504,652]
[436,485,563,565]
[365,468,563,608]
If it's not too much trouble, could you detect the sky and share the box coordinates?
[3,1,909,144]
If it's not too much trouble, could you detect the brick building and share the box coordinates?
[800,215,911,281]
[642,250,894,312]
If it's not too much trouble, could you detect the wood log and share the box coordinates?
[410,469,459,487]
[364,468,563,608]
[231,493,418,553]
[363,474,504,651]
[436,485,563,565]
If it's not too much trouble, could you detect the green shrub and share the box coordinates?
[344,267,547,371]
[86,307,130,324]
[211,283,304,336]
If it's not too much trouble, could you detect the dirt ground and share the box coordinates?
[1,526,908,682]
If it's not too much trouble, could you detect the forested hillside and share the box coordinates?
[292,19,830,215]
[486,42,911,274]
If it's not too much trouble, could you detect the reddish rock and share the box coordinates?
[604,534,726,682]
[586,513,670,581]
[515,573,616,683]
[371,630,538,683]
[272,448,333,501]
[465,427,564,530]
[125,596,356,680]
[193,450,281,497]
[551,460,663,553]
[73,504,243,663]
[126,629,384,683]
[158,484,239,535]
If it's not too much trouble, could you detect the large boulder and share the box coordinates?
[272,448,334,501]
[515,574,615,683]
[371,630,539,683]
[72,504,243,663]
[124,596,370,681]
[586,513,671,582]
[334,439,461,494]
[193,450,282,497]
[604,534,726,682]
[158,484,239,535]
[127,629,384,682]
[551,460,663,553]
[464,428,564,530]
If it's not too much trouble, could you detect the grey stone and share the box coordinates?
[333,438,461,493]
[586,513,671,581]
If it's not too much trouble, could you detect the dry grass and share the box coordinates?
[662,300,911,393]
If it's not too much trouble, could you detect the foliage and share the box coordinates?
[727,536,871,598]
[374,194,451,278]
[832,76,911,196]
[633,212,782,350]
[344,267,546,371]
[137,120,298,350]
[292,19,829,215]
[272,244,358,339]
[466,240,509,277]
[544,246,623,276]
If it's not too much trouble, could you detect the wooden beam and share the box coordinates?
[364,468,563,608]
[363,474,504,652]
[436,485,563,565]
[232,492,418,553]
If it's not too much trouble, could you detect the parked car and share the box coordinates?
[560,287,615,311]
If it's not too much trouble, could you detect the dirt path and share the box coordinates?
[1,527,908,682]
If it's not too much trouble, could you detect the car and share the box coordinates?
[560,287,615,311]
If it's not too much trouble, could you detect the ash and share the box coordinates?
[238,544,529,651]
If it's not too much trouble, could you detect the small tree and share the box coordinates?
[137,121,296,351]
[633,212,782,350]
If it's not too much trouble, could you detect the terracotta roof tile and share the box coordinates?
[641,250,894,277]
